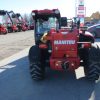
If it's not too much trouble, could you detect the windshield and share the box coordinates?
[36,17,59,34]
[0,13,11,25]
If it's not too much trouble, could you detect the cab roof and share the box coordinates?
[0,10,7,15]
[32,9,60,20]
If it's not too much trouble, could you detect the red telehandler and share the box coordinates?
[0,10,8,35]
[6,11,18,33]
[28,9,100,81]
[15,13,28,31]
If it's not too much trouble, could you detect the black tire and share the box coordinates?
[29,45,45,80]
[4,32,7,35]
[84,44,100,81]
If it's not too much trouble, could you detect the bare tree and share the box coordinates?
[23,14,29,23]
[29,13,34,24]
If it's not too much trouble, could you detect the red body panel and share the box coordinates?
[49,29,80,71]
[12,25,18,31]
[50,58,80,71]
[0,25,7,35]
[22,24,27,31]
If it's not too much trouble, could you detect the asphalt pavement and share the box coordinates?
[0,39,100,100]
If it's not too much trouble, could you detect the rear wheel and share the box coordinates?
[29,45,45,80]
[84,44,100,81]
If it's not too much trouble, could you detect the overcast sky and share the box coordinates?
[0,0,100,17]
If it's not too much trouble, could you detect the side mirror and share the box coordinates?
[60,17,67,27]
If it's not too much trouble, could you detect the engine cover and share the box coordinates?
[50,29,80,71]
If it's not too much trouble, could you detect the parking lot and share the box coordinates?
[0,30,34,60]
[0,31,100,100]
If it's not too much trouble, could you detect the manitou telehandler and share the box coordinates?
[15,13,28,31]
[0,10,8,35]
[29,9,100,81]
[7,11,20,32]
[3,10,18,33]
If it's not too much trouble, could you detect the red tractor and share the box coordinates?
[29,9,100,81]
[0,10,8,35]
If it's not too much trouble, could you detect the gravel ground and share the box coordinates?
[0,30,34,60]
